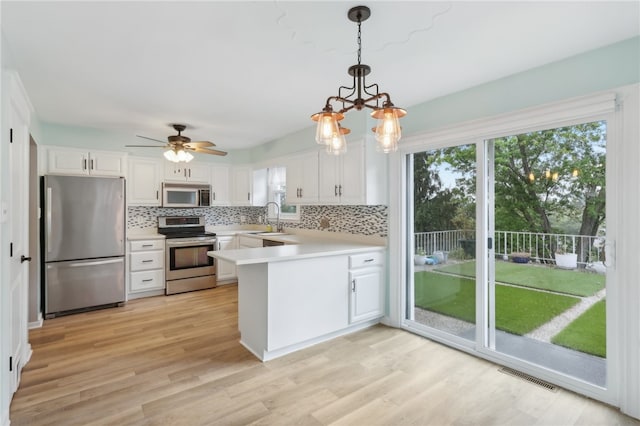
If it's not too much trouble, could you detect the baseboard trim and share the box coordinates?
[28,313,43,329]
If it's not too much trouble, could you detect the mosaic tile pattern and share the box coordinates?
[127,205,388,237]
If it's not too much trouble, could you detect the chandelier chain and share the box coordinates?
[357,19,362,65]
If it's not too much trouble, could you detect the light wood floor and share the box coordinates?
[10,284,637,426]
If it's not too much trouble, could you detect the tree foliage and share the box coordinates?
[413,121,606,239]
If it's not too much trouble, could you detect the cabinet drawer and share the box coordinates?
[130,251,164,271]
[130,240,164,251]
[349,251,384,269]
[130,270,164,292]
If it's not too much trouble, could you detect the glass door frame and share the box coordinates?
[394,92,619,406]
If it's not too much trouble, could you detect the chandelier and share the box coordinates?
[311,5,406,155]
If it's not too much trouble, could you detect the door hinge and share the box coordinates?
[488,238,493,250]
[9,242,13,257]
[9,356,12,372]
[9,128,13,143]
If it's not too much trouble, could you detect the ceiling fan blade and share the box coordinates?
[185,141,215,147]
[125,144,168,148]
[189,146,228,156]
[136,135,167,144]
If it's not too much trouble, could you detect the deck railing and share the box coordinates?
[414,230,605,267]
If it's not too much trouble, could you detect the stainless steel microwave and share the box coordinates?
[162,183,211,208]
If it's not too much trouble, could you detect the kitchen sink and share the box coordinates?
[256,232,288,236]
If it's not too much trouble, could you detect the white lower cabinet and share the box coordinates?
[216,236,237,282]
[128,239,165,295]
[348,251,385,323]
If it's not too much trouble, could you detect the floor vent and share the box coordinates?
[498,367,558,392]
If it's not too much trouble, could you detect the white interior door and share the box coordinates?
[7,96,30,394]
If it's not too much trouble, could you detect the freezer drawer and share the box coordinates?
[45,257,125,316]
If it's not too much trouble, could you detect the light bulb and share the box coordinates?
[372,108,402,153]
[311,110,344,145]
[164,149,178,162]
[326,132,347,155]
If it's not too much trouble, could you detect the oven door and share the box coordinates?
[166,239,216,281]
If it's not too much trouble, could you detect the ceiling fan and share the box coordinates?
[127,124,227,161]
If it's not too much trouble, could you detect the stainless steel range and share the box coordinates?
[158,216,217,295]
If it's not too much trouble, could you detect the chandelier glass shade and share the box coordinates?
[326,124,350,156]
[311,5,406,154]
[164,148,194,163]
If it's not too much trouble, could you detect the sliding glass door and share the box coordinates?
[407,143,477,343]
[487,121,608,387]
[406,119,610,391]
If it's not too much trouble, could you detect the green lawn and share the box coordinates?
[414,271,579,335]
[434,260,604,297]
[552,300,606,358]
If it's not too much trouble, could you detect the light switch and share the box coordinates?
[0,201,8,223]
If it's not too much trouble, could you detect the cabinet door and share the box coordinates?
[216,236,237,281]
[185,162,210,184]
[210,166,230,205]
[298,151,319,203]
[89,151,126,177]
[231,167,252,205]
[48,148,89,175]
[338,141,365,205]
[349,266,384,323]
[128,158,162,206]
[164,162,188,181]
[318,153,340,204]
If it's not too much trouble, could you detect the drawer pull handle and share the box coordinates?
[142,244,153,247]
[142,259,154,263]
[364,258,375,263]
[142,279,153,282]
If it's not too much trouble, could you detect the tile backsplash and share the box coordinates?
[128,205,388,237]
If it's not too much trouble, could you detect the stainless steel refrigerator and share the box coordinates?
[42,175,126,317]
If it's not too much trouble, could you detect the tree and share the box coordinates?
[439,121,607,261]
[413,150,465,233]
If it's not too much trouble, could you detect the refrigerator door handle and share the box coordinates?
[46,187,52,253]
[68,258,124,268]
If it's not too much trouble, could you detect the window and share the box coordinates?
[267,167,300,221]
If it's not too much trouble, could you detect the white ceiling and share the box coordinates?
[2,1,639,152]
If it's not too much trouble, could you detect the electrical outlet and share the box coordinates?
[240,215,246,224]
[320,217,330,229]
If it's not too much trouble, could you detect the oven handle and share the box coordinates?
[166,239,217,248]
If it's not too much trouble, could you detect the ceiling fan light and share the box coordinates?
[184,151,194,162]
[164,149,178,162]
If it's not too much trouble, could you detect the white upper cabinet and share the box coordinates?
[47,147,127,177]
[210,165,230,205]
[285,151,319,204]
[127,157,162,206]
[319,141,364,204]
[164,161,210,183]
[318,139,386,205]
[231,166,252,206]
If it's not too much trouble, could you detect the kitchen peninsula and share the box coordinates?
[208,233,386,361]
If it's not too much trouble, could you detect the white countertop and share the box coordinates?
[127,231,165,241]
[208,239,384,265]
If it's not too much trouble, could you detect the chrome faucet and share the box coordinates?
[264,202,282,232]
